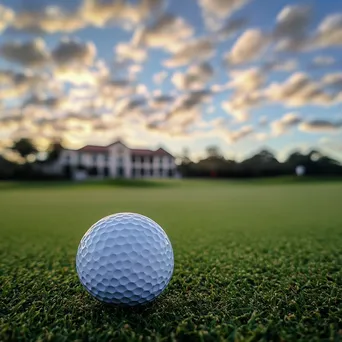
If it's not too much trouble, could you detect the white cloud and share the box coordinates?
[319,137,342,153]
[11,0,164,34]
[255,132,268,141]
[314,13,342,48]
[0,39,49,67]
[153,71,168,85]
[164,38,215,68]
[312,56,335,67]
[198,0,250,29]
[115,42,147,63]
[299,119,342,132]
[0,70,13,85]
[13,6,85,34]
[137,84,149,95]
[133,14,194,51]
[222,91,263,122]
[274,5,311,52]
[149,94,174,109]
[275,5,311,37]
[225,29,269,65]
[80,79,135,111]
[0,70,55,100]
[0,5,14,32]
[271,113,302,136]
[259,116,268,126]
[228,125,254,142]
[230,67,265,92]
[274,11,342,51]
[128,64,142,80]
[172,62,214,91]
[52,39,96,67]
[322,72,342,92]
[217,17,247,40]
[150,90,213,134]
[24,94,66,110]
[265,72,334,107]
[207,105,215,114]
[81,0,164,29]
[265,59,298,72]
[54,61,108,86]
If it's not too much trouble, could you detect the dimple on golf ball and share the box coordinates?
[76,212,174,306]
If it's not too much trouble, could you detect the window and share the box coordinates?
[104,153,109,162]
[89,166,98,176]
[104,167,110,177]
[63,165,72,179]
[159,168,163,176]
[150,169,154,176]
[168,169,174,177]
[169,157,173,164]
[92,154,97,163]
[118,157,123,165]
[65,154,70,162]
[140,168,145,176]
[117,167,124,177]
[150,156,153,164]
[131,155,136,163]
[132,168,136,177]
[159,157,163,164]
[141,156,144,163]
[77,153,83,168]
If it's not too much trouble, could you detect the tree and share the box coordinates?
[46,141,63,162]
[11,138,37,162]
[180,147,192,165]
[0,155,17,179]
[178,147,193,177]
[206,145,223,159]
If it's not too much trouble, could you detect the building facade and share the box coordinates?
[39,141,178,179]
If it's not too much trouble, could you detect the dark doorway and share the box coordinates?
[104,167,110,177]
[117,167,124,177]
[89,167,98,176]
[63,165,72,179]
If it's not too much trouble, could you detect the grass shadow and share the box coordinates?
[103,179,178,188]
[0,179,180,191]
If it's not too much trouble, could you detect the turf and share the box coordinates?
[0,179,342,341]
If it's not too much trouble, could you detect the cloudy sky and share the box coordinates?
[0,0,341,161]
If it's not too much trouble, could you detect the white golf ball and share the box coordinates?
[76,213,174,306]
[296,165,306,176]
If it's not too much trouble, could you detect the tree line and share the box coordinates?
[178,146,342,178]
[0,138,342,180]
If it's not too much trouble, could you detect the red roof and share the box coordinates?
[155,148,173,157]
[70,141,173,157]
[130,149,155,156]
[78,145,108,153]
[131,148,173,157]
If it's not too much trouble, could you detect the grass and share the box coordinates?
[0,179,342,341]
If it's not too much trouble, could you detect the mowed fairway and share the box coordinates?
[0,179,342,341]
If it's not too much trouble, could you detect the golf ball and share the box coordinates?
[76,213,174,306]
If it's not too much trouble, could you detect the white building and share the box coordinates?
[38,141,178,179]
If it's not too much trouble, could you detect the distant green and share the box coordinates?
[1,179,341,341]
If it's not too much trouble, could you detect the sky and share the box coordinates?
[0,0,341,162]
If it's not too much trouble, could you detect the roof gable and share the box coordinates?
[62,141,174,157]
[131,147,174,157]
[77,145,108,153]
